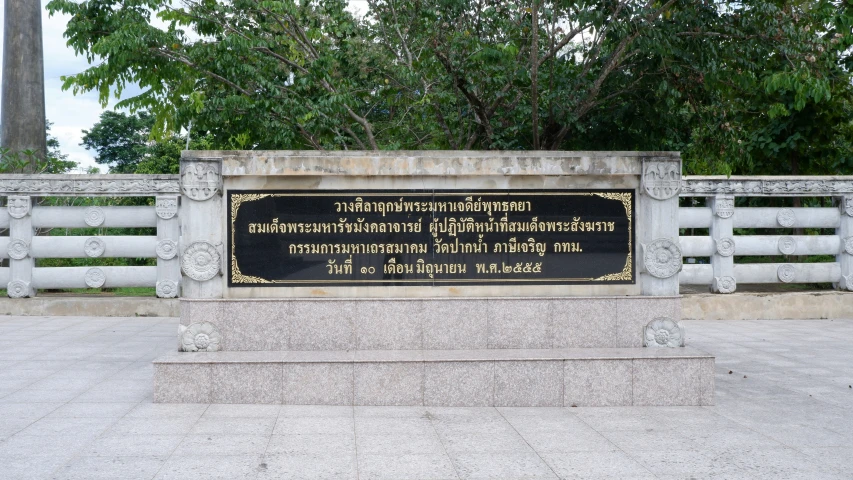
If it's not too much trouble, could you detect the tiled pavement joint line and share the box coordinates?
[566,409,662,479]
[258,404,284,479]
[424,408,463,480]
[352,404,361,480]
[44,397,150,479]
[493,406,562,480]
[148,402,214,480]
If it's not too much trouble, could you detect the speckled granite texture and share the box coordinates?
[179,297,681,351]
[154,348,714,406]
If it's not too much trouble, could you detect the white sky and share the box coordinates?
[0,1,369,174]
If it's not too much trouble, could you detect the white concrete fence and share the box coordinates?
[679,177,853,293]
[1,172,852,297]
[0,174,181,298]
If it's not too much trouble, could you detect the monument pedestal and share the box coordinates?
[154,345,713,407]
[154,152,714,406]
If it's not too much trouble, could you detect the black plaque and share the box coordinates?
[229,190,634,286]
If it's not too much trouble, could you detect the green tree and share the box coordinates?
[80,110,155,173]
[48,0,853,174]
[81,109,211,174]
[1,119,76,173]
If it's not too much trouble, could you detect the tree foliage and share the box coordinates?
[49,0,853,174]
[1,120,76,173]
[81,109,211,174]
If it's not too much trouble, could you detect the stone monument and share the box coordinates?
[154,151,714,406]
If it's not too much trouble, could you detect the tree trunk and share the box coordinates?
[2,0,47,171]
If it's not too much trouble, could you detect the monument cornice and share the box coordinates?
[184,150,681,177]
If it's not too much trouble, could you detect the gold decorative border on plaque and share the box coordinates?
[592,192,633,281]
[229,190,634,285]
[231,193,273,284]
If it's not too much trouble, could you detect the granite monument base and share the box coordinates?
[154,297,715,406]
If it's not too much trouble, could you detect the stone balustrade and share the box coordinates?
[679,176,853,293]
[0,175,181,298]
[2,170,852,298]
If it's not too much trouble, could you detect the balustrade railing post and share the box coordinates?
[710,194,735,293]
[836,195,852,291]
[6,196,35,297]
[639,157,682,295]
[179,155,224,299]
[155,196,181,298]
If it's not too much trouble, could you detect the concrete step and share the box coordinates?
[154,347,714,407]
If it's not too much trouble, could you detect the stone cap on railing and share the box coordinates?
[682,176,853,197]
[0,174,180,196]
[183,150,681,177]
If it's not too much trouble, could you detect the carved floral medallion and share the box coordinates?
[716,237,735,257]
[777,264,796,283]
[156,280,179,298]
[180,322,221,352]
[844,237,853,256]
[156,240,178,260]
[84,206,105,227]
[84,237,106,257]
[644,317,685,348]
[6,280,30,298]
[643,238,682,278]
[84,268,106,288]
[181,241,221,281]
[776,208,796,227]
[7,239,29,260]
[778,236,796,255]
[714,276,736,294]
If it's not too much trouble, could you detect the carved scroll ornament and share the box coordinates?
[0,176,179,196]
[181,160,221,201]
[156,196,178,219]
[642,161,681,200]
[713,196,734,218]
[7,196,30,218]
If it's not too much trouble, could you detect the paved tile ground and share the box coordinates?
[1,315,852,479]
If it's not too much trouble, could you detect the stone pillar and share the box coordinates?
[179,155,223,299]
[1,0,47,167]
[638,157,682,296]
[6,196,34,297]
[155,196,181,298]
[836,195,853,291]
[710,195,736,293]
